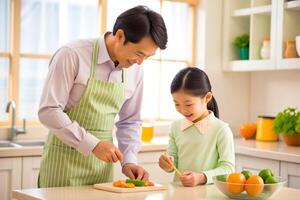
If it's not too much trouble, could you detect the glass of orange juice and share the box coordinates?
[141,121,154,143]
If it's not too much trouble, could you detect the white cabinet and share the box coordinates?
[22,157,42,189]
[114,151,173,183]
[236,154,300,189]
[0,156,41,200]
[222,0,300,71]
[235,154,280,175]
[0,158,22,200]
[280,161,300,189]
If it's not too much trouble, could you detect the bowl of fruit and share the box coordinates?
[213,169,286,200]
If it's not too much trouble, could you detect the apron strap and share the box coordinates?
[92,38,126,83]
[90,39,100,78]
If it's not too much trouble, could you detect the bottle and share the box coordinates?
[260,38,270,59]
[284,40,298,58]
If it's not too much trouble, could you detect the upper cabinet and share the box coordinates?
[222,0,300,71]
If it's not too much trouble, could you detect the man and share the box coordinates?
[38,5,167,187]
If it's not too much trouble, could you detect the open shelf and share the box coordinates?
[285,0,300,10]
[233,5,272,17]
[222,0,300,71]
[252,0,272,6]
[277,0,300,69]
[226,60,275,72]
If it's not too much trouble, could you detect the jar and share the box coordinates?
[256,116,278,142]
[260,38,270,59]
[284,40,298,58]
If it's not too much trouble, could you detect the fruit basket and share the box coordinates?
[213,175,286,200]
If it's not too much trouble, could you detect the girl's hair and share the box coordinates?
[170,67,219,118]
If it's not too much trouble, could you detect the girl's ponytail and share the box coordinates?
[207,96,219,118]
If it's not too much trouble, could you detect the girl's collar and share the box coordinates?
[180,111,214,134]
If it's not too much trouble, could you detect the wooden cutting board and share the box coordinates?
[93,182,167,193]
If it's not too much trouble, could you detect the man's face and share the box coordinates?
[114,31,159,68]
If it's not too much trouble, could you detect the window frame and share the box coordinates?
[0,0,197,127]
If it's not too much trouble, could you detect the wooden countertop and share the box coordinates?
[12,183,300,200]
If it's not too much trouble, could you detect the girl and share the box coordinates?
[159,67,235,187]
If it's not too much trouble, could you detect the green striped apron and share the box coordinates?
[38,39,126,187]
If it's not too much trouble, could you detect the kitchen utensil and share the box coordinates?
[164,152,182,177]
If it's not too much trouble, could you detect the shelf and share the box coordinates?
[285,0,300,11]
[278,58,300,69]
[233,5,272,17]
[225,60,275,72]
[222,0,300,72]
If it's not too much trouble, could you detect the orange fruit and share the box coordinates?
[245,175,264,197]
[226,173,246,194]
[240,123,257,139]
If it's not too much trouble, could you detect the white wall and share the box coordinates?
[196,0,250,135]
[250,70,300,120]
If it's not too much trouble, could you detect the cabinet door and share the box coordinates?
[138,151,173,183]
[0,158,22,200]
[235,154,280,175]
[114,151,173,183]
[280,162,300,189]
[22,156,42,189]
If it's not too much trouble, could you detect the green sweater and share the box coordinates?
[167,114,235,184]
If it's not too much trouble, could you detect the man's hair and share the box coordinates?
[113,5,168,49]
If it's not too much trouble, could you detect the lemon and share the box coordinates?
[258,168,273,182]
[265,176,278,184]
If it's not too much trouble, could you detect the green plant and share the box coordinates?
[273,108,300,135]
[233,34,249,48]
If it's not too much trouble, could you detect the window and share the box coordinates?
[0,0,197,126]
[0,0,99,126]
[106,0,196,120]
[0,0,10,122]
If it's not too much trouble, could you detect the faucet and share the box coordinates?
[6,100,26,141]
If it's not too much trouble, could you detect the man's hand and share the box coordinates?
[179,171,206,187]
[92,140,123,163]
[122,163,149,181]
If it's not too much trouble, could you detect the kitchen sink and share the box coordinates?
[0,141,20,148]
[0,140,45,148]
[13,141,45,146]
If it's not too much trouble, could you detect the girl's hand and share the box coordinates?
[158,154,174,171]
[179,171,206,187]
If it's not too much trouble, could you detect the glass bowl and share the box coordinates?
[213,175,287,200]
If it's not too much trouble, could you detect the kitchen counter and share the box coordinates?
[234,138,300,164]
[1,137,299,163]
[0,137,169,158]
[12,183,300,200]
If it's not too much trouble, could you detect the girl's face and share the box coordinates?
[172,90,212,123]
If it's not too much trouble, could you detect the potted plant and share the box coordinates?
[273,108,300,146]
[233,34,249,60]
